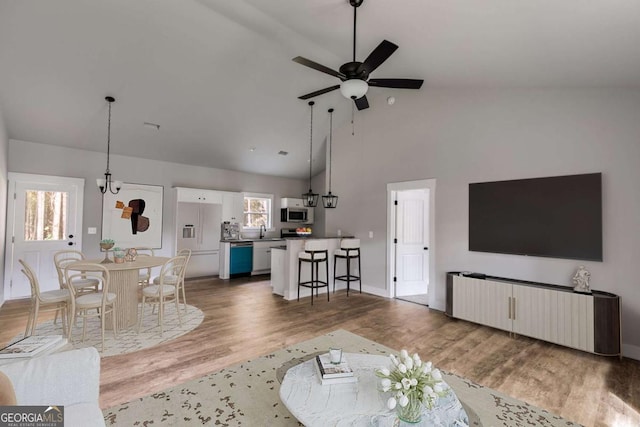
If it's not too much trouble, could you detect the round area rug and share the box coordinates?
[12,303,204,357]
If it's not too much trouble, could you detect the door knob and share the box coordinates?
[68,242,74,246]
[423,247,429,250]
[68,234,74,238]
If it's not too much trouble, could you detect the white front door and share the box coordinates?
[4,173,85,300]
[394,188,430,297]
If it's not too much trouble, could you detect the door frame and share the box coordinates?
[4,172,85,300]
[386,179,436,303]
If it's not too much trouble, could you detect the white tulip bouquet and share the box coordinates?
[375,350,449,422]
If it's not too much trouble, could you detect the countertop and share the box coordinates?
[221,235,353,243]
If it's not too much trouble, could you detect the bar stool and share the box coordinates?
[333,238,361,296]
[298,239,329,305]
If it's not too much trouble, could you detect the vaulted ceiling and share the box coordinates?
[1,0,638,179]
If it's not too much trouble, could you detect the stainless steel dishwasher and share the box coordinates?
[229,241,253,277]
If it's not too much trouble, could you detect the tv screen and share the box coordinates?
[469,173,602,261]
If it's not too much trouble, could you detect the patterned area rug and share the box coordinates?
[12,304,203,357]
[103,329,580,426]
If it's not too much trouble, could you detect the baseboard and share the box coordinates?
[361,285,388,298]
[622,343,640,361]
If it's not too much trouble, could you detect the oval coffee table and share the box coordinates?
[279,353,469,426]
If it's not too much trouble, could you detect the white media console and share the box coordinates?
[446,272,621,356]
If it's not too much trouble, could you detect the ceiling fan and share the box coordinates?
[293,0,424,110]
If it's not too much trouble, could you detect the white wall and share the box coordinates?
[8,140,307,260]
[0,107,8,306]
[326,88,640,358]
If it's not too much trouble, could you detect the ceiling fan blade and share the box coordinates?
[358,40,398,74]
[292,56,345,79]
[354,95,369,111]
[368,78,424,89]
[298,85,341,100]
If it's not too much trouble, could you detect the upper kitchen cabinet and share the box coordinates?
[176,187,223,204]
[222,191,243,223]
[281,198,304,208]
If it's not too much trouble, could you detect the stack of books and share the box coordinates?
[314,353,357,385]
[0,335,66,360]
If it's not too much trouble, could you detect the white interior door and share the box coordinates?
[395,188,430,297]
[4,173,85,300]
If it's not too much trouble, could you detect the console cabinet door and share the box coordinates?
[511,285,554,342]
[452,277,512,332]
[512,285,594,352]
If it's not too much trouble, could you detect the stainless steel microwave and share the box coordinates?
[281,207,308,223]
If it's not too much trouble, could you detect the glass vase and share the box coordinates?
[396,393,423,424]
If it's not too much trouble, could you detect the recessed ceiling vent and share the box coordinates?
[278,150,289,156]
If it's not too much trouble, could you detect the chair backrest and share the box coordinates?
[19,259,41,300]
[63,263,110,298]
[53,250,86,288]
[135,247,155,257]
[341,239,360,250]
[177,248,192,264]
[304,239,328,252]
[159,255,187,286]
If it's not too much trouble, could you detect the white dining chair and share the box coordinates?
[64,263,117,352]
[139,255,186,336]
[20,259,71,338]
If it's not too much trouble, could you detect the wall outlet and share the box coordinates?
[369,231,373,238]
[337,229,342,236]
[88,227,97,235]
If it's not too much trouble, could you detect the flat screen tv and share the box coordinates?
[469,173,602,261]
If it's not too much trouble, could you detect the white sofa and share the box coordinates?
[0,347,105,427]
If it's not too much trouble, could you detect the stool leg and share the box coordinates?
[297,259,302,302]
[310,259,315,305]
[325,257,329,301]
[358,252,362,293]
[333,255,337,293]
[346,254,351,297]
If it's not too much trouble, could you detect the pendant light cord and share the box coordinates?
[308,101,314,190]
[328,108,334,192]
[106,99,112,174]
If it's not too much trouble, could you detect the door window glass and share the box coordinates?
[24,190,68,241]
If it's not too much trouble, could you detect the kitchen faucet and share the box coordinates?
[259,224,266,239]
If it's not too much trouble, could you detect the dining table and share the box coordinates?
[66,256,169,330]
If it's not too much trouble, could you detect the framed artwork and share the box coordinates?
[101,183,163,249]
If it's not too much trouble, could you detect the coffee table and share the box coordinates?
[279,353,469,426]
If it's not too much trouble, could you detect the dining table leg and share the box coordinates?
[106,269,139,330]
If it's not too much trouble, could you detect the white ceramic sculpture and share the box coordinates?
[572,265,591,294]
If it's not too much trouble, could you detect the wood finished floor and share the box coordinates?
[1,276,638,427]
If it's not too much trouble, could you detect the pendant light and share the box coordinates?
[302,101,319,207]
[97,96,123,194]
[322,108,338,208]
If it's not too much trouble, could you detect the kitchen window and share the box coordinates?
[243,193,273,230]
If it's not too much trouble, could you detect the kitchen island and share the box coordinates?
[271,237,351,301]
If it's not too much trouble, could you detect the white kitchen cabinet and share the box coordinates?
[270,247,286,295]
[176,187,223,204]
[252,240,285,275]
[281,198,304,208]
[222,192,243,223]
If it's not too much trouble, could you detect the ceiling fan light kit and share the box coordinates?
[340,79,368,100]
[97,96,123,195]
[292,0,423,110]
